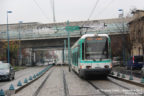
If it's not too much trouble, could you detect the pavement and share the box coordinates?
[0,66,45,91]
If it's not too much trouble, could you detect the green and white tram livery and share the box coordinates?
[71,34,112,78]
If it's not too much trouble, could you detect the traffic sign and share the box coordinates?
[65,26,80,31]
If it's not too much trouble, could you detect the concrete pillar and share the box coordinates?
[62,48,64,64]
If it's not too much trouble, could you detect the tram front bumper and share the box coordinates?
[80,68,111,76]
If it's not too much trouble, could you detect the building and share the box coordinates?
[128,10,144,56]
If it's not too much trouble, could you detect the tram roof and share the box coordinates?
[71,34,109,49]
[81,34,109,39]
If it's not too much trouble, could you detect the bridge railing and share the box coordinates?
[0,25,128,40]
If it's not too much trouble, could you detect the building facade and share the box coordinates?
[129,10,144,56]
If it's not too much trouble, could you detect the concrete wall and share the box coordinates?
[21,37,80,48]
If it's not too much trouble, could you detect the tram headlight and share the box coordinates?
[110,64,112,68]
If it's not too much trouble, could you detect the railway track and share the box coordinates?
[87,80,110,96]
[107,77,143,95]
[72,69,143,96]
[33,69,54,96]
[87,78,142,96]
[32,67,70,96]
[73,70,111,96]
[17,66,143,96]
[89,76,144,96]
[63,70,69,96]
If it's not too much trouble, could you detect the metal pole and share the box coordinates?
[52,0,56,23]
[122,10,126,67]
[6,12,10,63]
[18,21,22,66]
[67,21,71,72]
[119,9,125,67]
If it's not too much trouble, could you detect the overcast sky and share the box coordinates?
[0,0,144,24]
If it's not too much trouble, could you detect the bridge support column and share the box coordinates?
[31,48,36,66]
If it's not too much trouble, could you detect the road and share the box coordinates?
[13,66,144,96]
[0,66,45,90]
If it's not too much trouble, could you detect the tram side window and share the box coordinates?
[82,43,84,60]
[78,45,80,59]
[72,53,75,64]
[105,40,108,58]
[76,52,78,65]
[75,53,76,65]
[72,54,73,63]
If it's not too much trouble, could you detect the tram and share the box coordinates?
[71,34,112,78]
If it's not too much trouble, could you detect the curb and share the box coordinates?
[108,72,144,88]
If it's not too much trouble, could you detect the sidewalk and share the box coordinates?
[112,66,143,78]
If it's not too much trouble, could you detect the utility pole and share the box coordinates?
[6,11,12,63]
[18,21,23,66]
[118,9,126,66]
[65,21,80,72]
[66,21,71,72]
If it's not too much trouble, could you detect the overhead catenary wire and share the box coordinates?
[81,0,100,27]
[87,0,100,21]
[95,0,115,16]
[50,0,59,32]
[93,0,124,33]
[81,0,122,34]
[50,0,56,23]
[33,0,58,32]
[32,0,50,20]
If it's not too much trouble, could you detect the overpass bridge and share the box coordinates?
[0,18,131,48]
[0,18,132,66]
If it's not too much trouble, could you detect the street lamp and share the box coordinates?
[118,9,125,33]
[118,9,132,78]
[118,9,125,66]
[18,21,23,66]
[118,9,124,18]
[7,11,12,63]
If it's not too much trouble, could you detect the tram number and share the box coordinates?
[96,38,102,40]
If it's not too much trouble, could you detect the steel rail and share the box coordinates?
[108,75,144,88]
[33,69,53,96]
[63,70,69,96]
[87,80,110,96]
[72,70,109,96]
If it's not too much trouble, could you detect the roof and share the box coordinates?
[131,10,144,14]
[128,16,144,25]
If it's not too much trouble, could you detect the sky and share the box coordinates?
[0,0,144,24]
